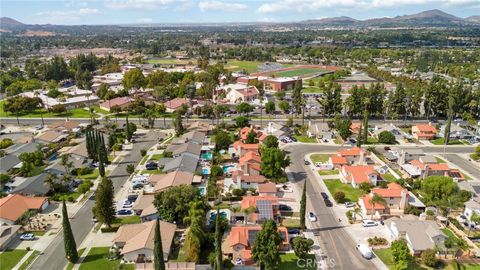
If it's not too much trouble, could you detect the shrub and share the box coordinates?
[0,138,14,149]
[232,188,245,197]
[101,226,119,233]
[333,191,345,203]
[77,180,93,194]
[140,149,147,157]
[367,236,388,246]
[76,167,93,176]
[421,249,438,267]
[378,131,396,144]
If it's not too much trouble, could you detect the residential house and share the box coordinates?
[257,182,277,196]
[48,120,81,132]
[385,217,446,255]
[45,155,87,177]
[99,97,133,112]
[113,220,177,263]
[241,195,280,224]
[131,194,157,222]
[222,226,289,265]
[165,142,202,158]
[264,122,290,138]
[412,124,437,140]
[358,183,409,217]
[409,159,464,180]
[0,194,49,225]
[7,173,51,196]
[162,155,199,174]
[341,165,382,188]
[439,123,473,140]
[216,83,259,104]
[224,170,266,191]
[170,131,206,145]
[36,131,68,144]
[232,141,259,158]
[149,171,195,193]
[186,121,213,134]
[336,147,366,165]
[372,123,404,141]
[397,148,425,164]
[307,122,330,139]
[464,199,480,222]
[164,98,189,112]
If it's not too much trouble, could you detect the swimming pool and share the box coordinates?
[200,152,213,160]
[198,186,206,196]
[223,164,236,173]
[202,168,210,175]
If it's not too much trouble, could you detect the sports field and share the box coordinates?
[267,68,327,77]
[146,58,191,65]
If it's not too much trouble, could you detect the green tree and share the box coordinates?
[265,101,275,115]
[214,208,223,270]
[236,102,254,115]
[300,181,306,231]
[260,147,291,182]
[234,116,250,128]
[122,68,147,90]
[378,131,396,144]
[262,135,278,149]
[390,239,412,270]
[252,220,282,270]
[292,236,314,259]
[62,200,78,262]
[337,118,352,144]
[421,248,438,267]
[214,131,232,151]
[278,100,290,113]
[153,185,201,224]
[444,97,454,145]
[245,130,258,144]
[154,218,166,270]
[93,177,115,228]
[173,113,185,136]
[369,194,386,219]
[334,191,346,203]
[126,164,135,175]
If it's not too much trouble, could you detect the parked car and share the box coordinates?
[127,194,138,202]
[304,160,311,165]
[288,228,300,235]
[116,209,133,216]
[320,192,329,199]
[308,212,317,222]
[344,202,356,208]
[362,220,378,227]
[356,244,373,259]
[324,199,333,207]
[279,204,292,211]
[146,162,158,170]
[20,233,35,241]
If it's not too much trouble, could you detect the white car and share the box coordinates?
[362,220,378,227]
[20,233,35,241]
[308,212,317,222]
[344,202,356,208]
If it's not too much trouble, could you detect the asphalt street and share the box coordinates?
[285,144,375,269]
[28,130,160,270]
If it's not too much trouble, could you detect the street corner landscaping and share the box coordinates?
[323,179,364,202]
[310,153,330,163]
[293,135,317,143]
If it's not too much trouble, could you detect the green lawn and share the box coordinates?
[435,157,447,163]
[318,169,339,176]
[382,173,397,182]
[225,60,264,73]
[53,191,82,202]
[281,217,301,228]
[0,249,29,270]
[0,100,95,118]
[25,230,46,236]
[302,86,323,93]
[431,138,465,145]
[78,169,99,180]
[18,251,40,270]
[66,248,86,270]
[310,154,330,163]
[146,58,191,65]
[78,247,134,270]
[441,228,461,242]
[366,137,379,144]
[91,106,110,115]
[140,155,149,165]
[279,253,317,270]
[269,68,326,77]
[324,179,364,203]
[149,154,164,160]
[30,165,46,177]
[139,169,163,175]
[114,216,142,225]
[374,248,394,269]
[293,135,317,143]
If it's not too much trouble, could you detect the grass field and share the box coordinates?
[324,179,364,202]
[268,68,326,77]
[78,247,134,270]
[279,253,317,270]
[18,251,40,270]
[303,86,323,93]
[431,138,465,145]
[78,169,99,180]
[225,60,264,73]
[293,135,317,143]
[374,248,394,269]
[0,100,95,118]
[146,58,191,65]
[0,249,28,270]
[310,154,330,163]
[319,169,339,176]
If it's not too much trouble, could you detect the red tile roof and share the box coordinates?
[239,151,261,167]
[361,194,386,210]
[411,160,450,171]
[164,98,188,110]
[258,182,277,193]
[0,194,47,222]
[330,155,348,165]
[343,165,376,184]
[241,195,279,209]
[371,182,407,198]
[414,124,437,133]
[338,147,363,157]
[99,97,132,109]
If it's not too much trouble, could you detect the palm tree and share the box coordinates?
[34,91,45,127]
[44,173,58,192]
[243,206,256,224]
[352,207,363,222]
[369,194,386,220]
[230,206,240,223]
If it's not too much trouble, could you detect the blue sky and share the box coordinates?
[2,0,479,25]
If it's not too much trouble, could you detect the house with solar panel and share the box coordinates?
[241,195,280,224]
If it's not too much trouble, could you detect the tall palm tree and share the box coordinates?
[44,173,58,192]
[243,206,255,224]
[369,194,386,220]
[34,91,45,127]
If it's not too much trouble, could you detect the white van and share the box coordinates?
[356,244,373,259]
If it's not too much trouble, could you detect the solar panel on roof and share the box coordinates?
[248,229,259,245]
[257,200,273,221]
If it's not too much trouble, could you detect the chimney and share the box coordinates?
[423,164,430,179]
[400,189,408,210]
[237,173,242,188]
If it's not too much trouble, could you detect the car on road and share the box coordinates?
[324,199,333,207]
[356,244,373,259]
[279,204,292,211]
[116,209,133,216]
[308,212,317,222]
[362,220,378,227]
[383,146,391,151]
[344,202,356,208]
[304,160,310,165]
[20,233,35,241]
[288,228,300,235]
[320,192,328,199]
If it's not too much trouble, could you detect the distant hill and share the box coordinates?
[301,9,479,27]
[0,17,24,27]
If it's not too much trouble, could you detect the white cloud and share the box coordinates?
[105,0,178,9]
[137,17,153,23]
[257,0,364,13]
[199,1,248,11]
[35,8,101,23]
[79,8,101,14]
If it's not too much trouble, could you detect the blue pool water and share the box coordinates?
[209,211,227,222]
[202,168,210,175]
[48,154,58,161]
[200,152,213,160]
[222,164,235,173]
[198,187,206,196]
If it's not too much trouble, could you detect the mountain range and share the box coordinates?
[0,9,479,29]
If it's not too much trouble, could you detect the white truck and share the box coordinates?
[356,244,373,259]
